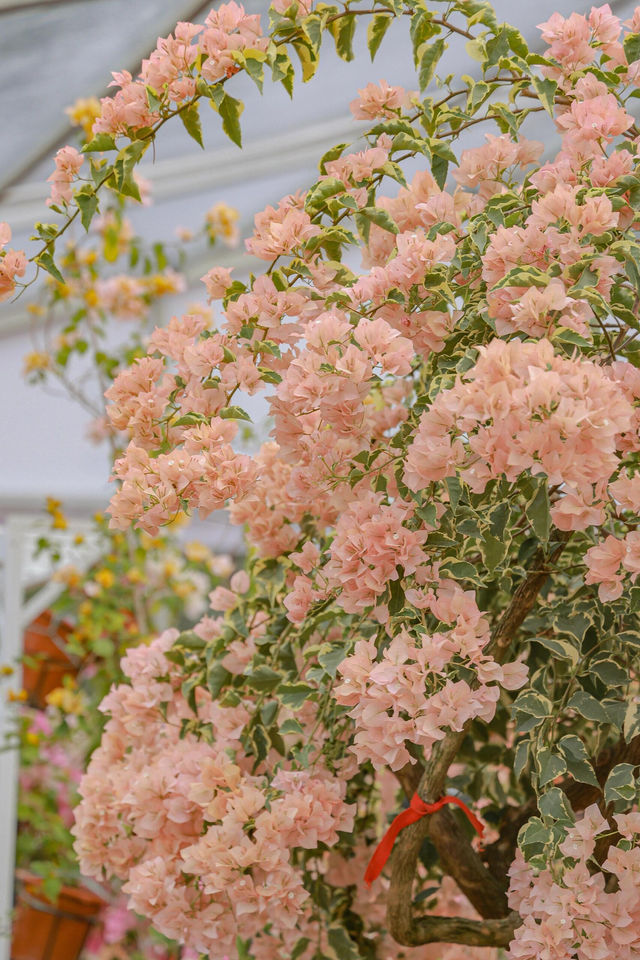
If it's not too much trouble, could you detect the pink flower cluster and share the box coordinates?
[73,630,354,959]
[334,576,528,769]
[0,223,26,302]
[539,6,640,86]
[46,146,84,206]
[93,4,266,136]
[405,338,635,532]
[584,531,640,601]
[453,133,543,192]
[508,805,640,960]
[350,80,415,120]
[324,491,427,614]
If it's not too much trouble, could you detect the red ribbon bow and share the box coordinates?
[364,793,485,887]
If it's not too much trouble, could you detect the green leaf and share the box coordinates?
[180,103,204,149]
[358,206,399,234]
[277,682,315,709]
[318,644,346,678]
[207,662,231,699]
[567,691,610,723]
[210,91,243,147]
[532,75,557,116]
[481,532,507,573]
[514,739,530,779]
[367,13,392,60]
[418,38,447,91]
[246,665,281,692]
[438,559,479,582]
[623,701,640,741]
[292,37,319,81]
[270,48,295,96]
[243,51,265,92]
[306,177,345,208]
[618,630,640,649]
[82,133,116,153]
[537,749,567,788]
[512,691,552,732]
[220,405,252,422]
[532,635,579,667]
[36,251,64,284]
[327,925,361,960]
[291,938,311,960]
[431,153,448,190]
[280,717,304,736]
[331,13,356,62]
[589,657,627,688]
[604,763,637,805]
[623,33,640,65]
[75,191,98,232]
[518,815,553,852]
[558,735,599,786]
[539,787,574,824]
[526,482,550,542]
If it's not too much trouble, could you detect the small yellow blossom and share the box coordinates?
[25,732,40,746]
[184,541,211,563]
[65,96,101,141]
[8,689,27,703]
[53,565,81,588]
[127,568,145,584]
[24,351,51,374]
[206,202,240,246]
[84,287,99,308]
[73,534,85,545]
[174,581,194,598]
[51,512,68,530]
[95,569,115,589]
[162,559,179,578]
[46,686,83,714]
[0,665,14,676]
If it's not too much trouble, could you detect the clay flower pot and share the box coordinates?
[22,612,77,709]
[12,872,104,960]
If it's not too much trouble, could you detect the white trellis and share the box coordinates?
[0,514,102,960]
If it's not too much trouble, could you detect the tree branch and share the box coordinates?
[386,531,572,947]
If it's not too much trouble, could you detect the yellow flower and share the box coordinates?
[127,568,145,584]
[184,541,211,564]
[174,581,194,598]
[24,352,51,374]
[51,511,68,530]
[95,569,115,589]
[73,534,85,545]
[25,732,40,746]
[84,287,99,308]
[79,601,92,617]
[162,560,178,578]
[65,96,101,141]
[8,689,27,703]
[0,665,14,676]
[53,564,81,588]
[45,686,83,714]
[145,273,183,297]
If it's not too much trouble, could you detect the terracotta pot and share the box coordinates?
[22,611,77,709]
[12,872,104,960]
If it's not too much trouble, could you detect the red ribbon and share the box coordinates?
[364,793,485,887]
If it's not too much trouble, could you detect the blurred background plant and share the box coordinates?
[7,95,241,959]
